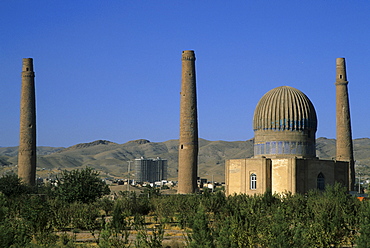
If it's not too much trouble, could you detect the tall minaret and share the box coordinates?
[335,57,355,191]
[178,50,198,194]
[18,58,36,186]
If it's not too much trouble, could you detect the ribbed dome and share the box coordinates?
[253,86,317,158]
[253,86,317,132]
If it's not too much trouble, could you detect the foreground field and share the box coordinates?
[56,221,187,247]
[1,168,370,247]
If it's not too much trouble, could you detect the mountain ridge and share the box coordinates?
[1,137,369,182]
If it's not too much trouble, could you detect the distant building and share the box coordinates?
[134,157,167,183]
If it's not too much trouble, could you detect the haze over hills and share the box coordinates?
[1,137,369,182]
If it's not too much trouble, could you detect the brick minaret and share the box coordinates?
[178,50,198,194]
[18,58,36,186]
[335,57,355,190]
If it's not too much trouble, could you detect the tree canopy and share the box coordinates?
[54,167,110,203]
[0,174,32,197]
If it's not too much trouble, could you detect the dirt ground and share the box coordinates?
[61,224,187,247]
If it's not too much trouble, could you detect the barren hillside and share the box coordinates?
[1,137,369,182]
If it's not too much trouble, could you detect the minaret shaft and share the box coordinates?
[178,50,198,194]
[18,58,36,186]
[335,58,355,190]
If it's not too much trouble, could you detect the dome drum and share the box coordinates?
[254,140,315,158]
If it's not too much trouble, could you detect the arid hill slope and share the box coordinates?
[1,137,369,182]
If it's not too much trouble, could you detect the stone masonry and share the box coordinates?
[18,58,36,186]
[335,58,355,190]
[178,50,198,194]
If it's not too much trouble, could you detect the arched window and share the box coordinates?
[317,172,325,190]
[250,173,257,190]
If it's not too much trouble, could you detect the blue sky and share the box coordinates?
[1,1,369,147]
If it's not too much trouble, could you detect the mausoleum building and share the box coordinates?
[226,85,350,196]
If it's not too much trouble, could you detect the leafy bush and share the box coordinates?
[0,174,32,198]
[54,167,110,203]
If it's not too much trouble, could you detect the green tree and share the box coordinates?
[0,193,31,247]
[49,199,73,232]
[98,222,131,248]
[187,206,215,248]
[70,202,100,230]
[356,200,370,247]
[54,167,110,203]
[110,197,132,244]
[0,174,32,198]
[99,196,115,216]
[134,220,164,248]
[0,217,31,247]
[305,183,358,247]
[19,195,57,246]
